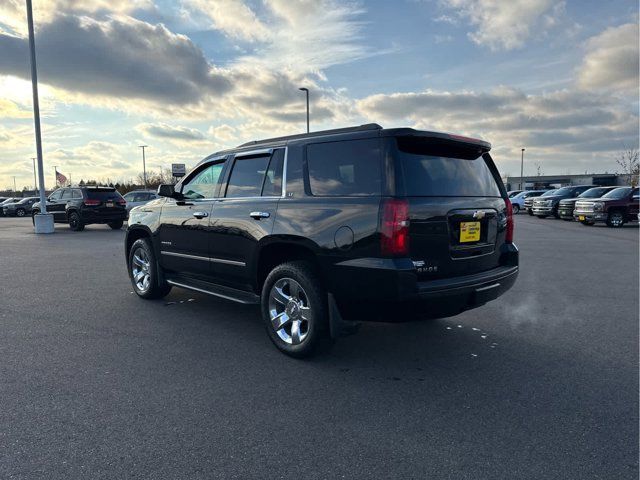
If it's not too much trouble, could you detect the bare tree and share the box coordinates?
[535,162,543,177]
[616,147,639,186]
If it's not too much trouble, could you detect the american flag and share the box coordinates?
[56,169,68,185]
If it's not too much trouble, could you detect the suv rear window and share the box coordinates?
[395,137,501,197]
[306,139,381,196]
[85,188,123,200]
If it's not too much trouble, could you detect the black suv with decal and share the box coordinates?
[125,124,518,357]
[32,186,127,231]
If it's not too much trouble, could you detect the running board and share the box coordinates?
[166,277,260,305]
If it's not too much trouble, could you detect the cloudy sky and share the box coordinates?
[0,0,638,190]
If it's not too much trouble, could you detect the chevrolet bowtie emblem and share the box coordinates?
[473,211,486,219]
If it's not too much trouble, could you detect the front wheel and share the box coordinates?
[261,261,331,358]
[16,209,26,217]
[527,209,534,216]
[129,238,172,299]
[512,204,520,214]
[68,211,84,231]
[606,211,625,228]
[108,220,124,230]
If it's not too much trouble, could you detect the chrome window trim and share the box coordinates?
[161,250,246,267]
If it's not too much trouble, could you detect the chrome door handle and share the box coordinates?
[250,211,270,219]
[193,211,209,219]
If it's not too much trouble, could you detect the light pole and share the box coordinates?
[139,145,148,188]
[32,157,37,193]
[26,0,53,232]
[53,165,58,188]
[13,176,17,193]
[299,87,309,133]
[520,148,525,190]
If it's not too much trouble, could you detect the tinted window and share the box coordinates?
[541,190,557,197]
[49,190,62,201]
[603,187,632,199]
[226,155,271,198]
[61,189,72,200]
[579,187,608,198]
[182,162,225,200]
[72,189,82,199]
[395,138,500,197]
[307,139,381,196]
[262,149,284,197]
[123,192,135,201]
[85,188,123,201]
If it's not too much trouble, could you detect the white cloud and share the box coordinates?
[137,123,206,141]
[438,0,561,50]
[578,23,639,94]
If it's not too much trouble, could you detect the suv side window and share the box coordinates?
[49,190,63,201]
[226,154,271,198]
[262,149,284,197]
[306,139,381,196]
[61,189,72,200]
[72,189,83,199]
[182,161,225,200]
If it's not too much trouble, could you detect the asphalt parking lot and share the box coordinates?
[0,215,637,479]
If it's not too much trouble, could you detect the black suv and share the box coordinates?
[33,186,127,231]
[3,196,39,217]
[531,185,595,218]
[125,124,518,357]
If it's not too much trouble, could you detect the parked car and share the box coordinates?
[125,124,518,357]
[32,186,127,231]
[0,197,22,217]
[507,190,523,198]
[532,185,595,218]
[2,196,39,217]
[557,186,619,221]
[509,190,549,214]
[122,190,158,212]
[574,187,639,227]
[524,189,556,216]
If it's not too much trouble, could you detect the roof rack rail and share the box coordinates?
[237,123,383,148]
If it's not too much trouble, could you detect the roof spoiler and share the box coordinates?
[238,123,382,148]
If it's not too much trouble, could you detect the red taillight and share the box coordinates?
[505,199,514,243]
[117,199,126,206]
[84,199,100,206]
[380,199,410,256]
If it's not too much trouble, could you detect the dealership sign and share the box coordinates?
[171,163,186,177]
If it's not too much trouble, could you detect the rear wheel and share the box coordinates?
[68,211,84,231]
[16,208,26,217]
[129,238,172,299]
[261,261,331,358]
[108,220,124,230]
[606,211,625,228]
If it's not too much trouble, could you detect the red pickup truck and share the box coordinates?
[573,187,639,227]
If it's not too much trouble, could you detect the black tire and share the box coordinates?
[527,209,534,216]
[108,220,124,230]
[16,208,26,217]
[68,211,84,231]
[512,204,520,214]
[552,208,560,219]
[562,217,572,221]
[261,261,331,358]
[536,215,547,219]
[606,211,625,228]
[128,238,172,299]
[580,221,595,226]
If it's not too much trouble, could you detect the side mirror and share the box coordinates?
[158,184,182,199]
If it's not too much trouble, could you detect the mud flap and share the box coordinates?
[328,293,360,339]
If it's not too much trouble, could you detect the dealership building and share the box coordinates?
[504,173,629,191]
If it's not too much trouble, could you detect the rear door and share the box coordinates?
[47,189,66,221]
[158,158,227,278]
[629,188,639,219]
[207,148,285,289]
[391,136,508,281]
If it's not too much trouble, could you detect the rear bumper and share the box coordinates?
[81,210,127,223]
[331,244,519,321]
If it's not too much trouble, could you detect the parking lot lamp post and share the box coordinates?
[520,148,525,190]
[26,0,53,232]
[139,145,148,189]
[299,88,309,133]
[13,176,17,192]
[32,157,37,193]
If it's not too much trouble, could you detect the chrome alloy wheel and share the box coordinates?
[268,278,311,345]
[609,212,624,227]
[131,247,151,292]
